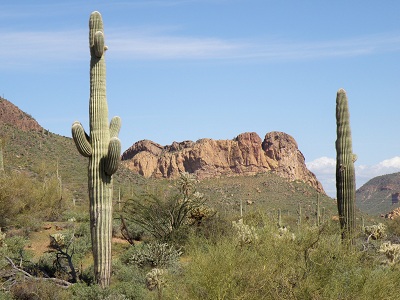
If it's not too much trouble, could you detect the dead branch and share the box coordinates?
[2,256,72,289]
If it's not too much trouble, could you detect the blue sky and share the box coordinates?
[1,1,400,197]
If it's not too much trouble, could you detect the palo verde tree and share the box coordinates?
[72,11,121,288]
[335,88,356,242]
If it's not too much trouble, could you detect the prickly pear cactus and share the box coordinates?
[71,11,121,288]
[335,88,356,241]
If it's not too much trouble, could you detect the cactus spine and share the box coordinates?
[71,11,121,288]
[335,88,356,241]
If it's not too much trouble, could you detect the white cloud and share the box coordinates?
[0,30,86,69]
[307,156,400,198]
[307,157,336,197]
[307,156,335,174]
[1,28,400,69]
[357,156,400,185]
[108,31,400,61]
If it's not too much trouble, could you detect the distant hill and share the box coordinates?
[356,172,400,216]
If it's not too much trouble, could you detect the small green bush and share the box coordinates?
[121,172,210,244]
[129,242,182,269]
[10,279,70,300]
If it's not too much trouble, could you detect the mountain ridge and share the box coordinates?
[121,131,326,194]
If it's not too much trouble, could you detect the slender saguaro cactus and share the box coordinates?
[0,138,4,176]
[335,88,356,242]
[316,193,320,226]
[297,203,302,228]
[71,11,121,288]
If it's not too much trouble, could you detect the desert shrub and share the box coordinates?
[0,172,70,230]
[10,279,70,300]
[70,281,146,300]
[129,242,182,269]
[69,283,108,300]
[163,218,400,300]
[45,227,91,282]
[121,172,210,243]
[0,290,13,300]
[111,259,149,299]
[190,213,235,244]
[62,209,90,223]
[1,235,30,264]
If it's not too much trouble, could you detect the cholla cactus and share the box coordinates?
[187,203,213,225]
[49,233,66,248]
[364,223,387,241]
[276,226,296,241]
[130,242,182,269]
[146,268,166,290]
[146,268,167,299]
[232,219,259,246]
[379,242,400,264]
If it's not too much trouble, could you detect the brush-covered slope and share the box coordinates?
[356,172,400,216]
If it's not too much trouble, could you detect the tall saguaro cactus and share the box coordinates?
[335,88,356,242]
[72,11,121,288]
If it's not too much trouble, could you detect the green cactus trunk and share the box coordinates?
[72,11,121,288]
[335,88,356,242]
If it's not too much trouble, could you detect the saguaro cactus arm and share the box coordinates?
[109,116,121,138]
[72,121,92,157]
[105,117,121,175]
[105,137,121,175]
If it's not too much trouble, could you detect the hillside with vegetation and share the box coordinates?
[356,172,400,216]
[1,97,400,299]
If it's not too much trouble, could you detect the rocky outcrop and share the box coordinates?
[384,207,400,220]
[122,131,325,194]
[0,97,42,132]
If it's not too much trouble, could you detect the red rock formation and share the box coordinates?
[122,131,325,194]
[0,97,42,132]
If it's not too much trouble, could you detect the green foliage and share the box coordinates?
[1,235,30,265]
[121,172,209,243]
[161,219,400,300]
[0,172,69,230]
[9,280,70,300]
[128,242,182,269]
